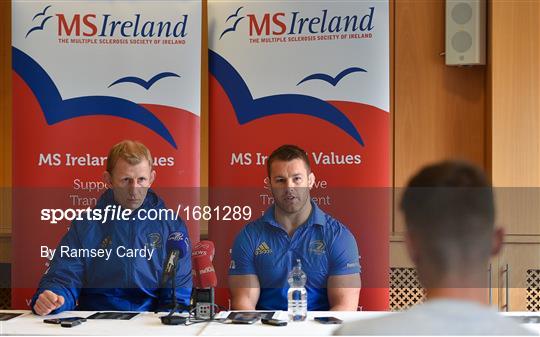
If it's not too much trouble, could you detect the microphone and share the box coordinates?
[162,231,189,286]
[191,240,215,288]
[191,242,217,320]
[159,231,189,325]
[193,254,218,288]
[192,240,215,261]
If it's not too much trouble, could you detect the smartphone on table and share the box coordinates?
[261,318,288,326]
[228,312,260,324]
[314,316,343,324]
[43,316,87,327]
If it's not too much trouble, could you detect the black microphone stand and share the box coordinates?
[160,265,188,325]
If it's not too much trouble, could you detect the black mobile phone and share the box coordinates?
[229,313,260,324]
[43,317,87,325]
[314,316,343,324]
[61,319,84,327]
[261,318,288,326]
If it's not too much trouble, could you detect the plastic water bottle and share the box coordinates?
[287,259,307,321]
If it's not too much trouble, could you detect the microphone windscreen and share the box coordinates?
[166,231,189,258]
[192,240,215,261]
[193,254,217,288]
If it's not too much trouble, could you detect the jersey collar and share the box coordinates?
[262,201,326,229]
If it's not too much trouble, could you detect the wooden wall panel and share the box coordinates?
[393,0,486,233]
[498,243,540,311]
[390,240,413,268]
[490,1,540,188]
[489,1,540,235]
[0,236,11,264]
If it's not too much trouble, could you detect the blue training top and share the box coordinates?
[229,202,360,310]
[31,189,192,314]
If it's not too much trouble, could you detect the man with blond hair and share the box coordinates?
[32,140,192,315]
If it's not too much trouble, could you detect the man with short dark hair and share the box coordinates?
[229,144,361,311]
[336,161,532,335]
[32,140,192,315]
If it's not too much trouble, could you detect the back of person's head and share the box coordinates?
[106,140,153,174]
[266,144,311,177]
[400,160,495,287]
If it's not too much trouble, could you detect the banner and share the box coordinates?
[208,0,390,310]
[12,0,201,308]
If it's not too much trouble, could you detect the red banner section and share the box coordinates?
[208,0,390,310]
[12,70,200,309]
[208,76,390,310]
[11,1,201,309]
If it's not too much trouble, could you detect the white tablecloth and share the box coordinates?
[0,310,204,336]
[200,311,391,336]
[0,310,538,336]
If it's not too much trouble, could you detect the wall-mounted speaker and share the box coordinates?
[445,0,486,65]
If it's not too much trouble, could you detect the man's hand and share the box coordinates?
[33,290,64,315]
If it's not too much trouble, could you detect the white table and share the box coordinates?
[0,310,538,335]
[0,310,204,336]
[200,311,392,336]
